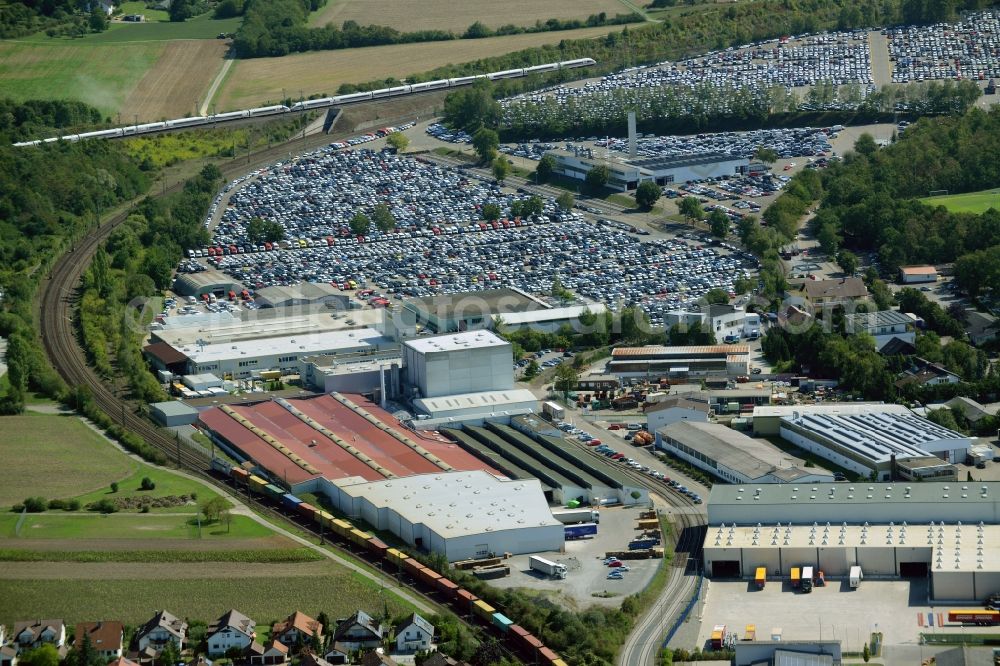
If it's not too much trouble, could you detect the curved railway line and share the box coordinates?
[37,121,707,666]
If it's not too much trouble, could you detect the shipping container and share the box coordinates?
[297,502,317,520]
[404,558,426,578]
[348,528,372,546]
[264,484,284,498]
[437,577,459,595]
[316,510,334,528]
[473,600,497,621]
[386,548,408,565]
[232,467,250,481]
[282,493,303,510]
[492,613,514,633]
[755,567,766,589]
[248,475,267,491]
[790,567,801,588]
[366,537,389,556]
[455,589,478,611]
[710,624,726,649]
[331,518,353,538]
[538,647,559,665]
[948,610,1000,625]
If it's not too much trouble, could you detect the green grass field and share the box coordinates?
[920,188,1000,215]
[117,0,170,22]
[18,12,241,44]
[0,41,164,115]
[0,567,416,625]
[0,513,270,540]
[0,413,137,508]
[0,548,322,562]
[71,461,224,513]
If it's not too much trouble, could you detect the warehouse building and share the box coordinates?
[778,410,972,479]
[645,397,710,432]
[253,283,351,310]
[411,389,538,427]
[403,288,545,334]
[751,403,911,436]
[656,421,834,484]
[664,304,761,341]
[173,270,244,299]
[180,328,397,379]
[899,265,938,284]
[703,482,1000,600]
[299,353,402,395]
[544,148,749,192]
[150,401,200,427]
[607,345,750,378]
[150,311,388,348]
[402,331,512,400]
[294,470,564,561]
[497,303,608,334]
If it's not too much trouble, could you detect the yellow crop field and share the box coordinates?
[310,0,636,30]
[215,25,621,110]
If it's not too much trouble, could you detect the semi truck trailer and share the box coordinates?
[564,522,598,540]
[552,508,600,525]
[529,555,567,579]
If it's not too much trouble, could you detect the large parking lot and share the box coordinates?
[487,504,663,607]
[888,10,1000,83]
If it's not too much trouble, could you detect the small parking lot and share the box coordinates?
[487,504,663,607]
[695,578,1000,652]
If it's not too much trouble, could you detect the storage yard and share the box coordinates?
[888,11,1000,83]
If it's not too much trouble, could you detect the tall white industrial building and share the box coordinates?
[403,331,513,399]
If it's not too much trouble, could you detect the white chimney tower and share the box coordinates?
[627,110,637,158]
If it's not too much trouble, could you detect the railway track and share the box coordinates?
[564,438,707,666]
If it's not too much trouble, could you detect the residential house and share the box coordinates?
[664,304,761,341]
[797,277,868,309]
[134,610,187,655]
[393,614,434,654]
[108,658,141,666]
[945,396,992,424]
[301,653,337,666]
[332,612,384,652]
[965,310,999,346]
[0,647,17,666]
[271,612,322,648]
[896,357,962,389]
[12,621,65,653]
[206,610,256,657]
[74,622,124,660]
[248,640,288,666]
[644,397,711,433]
[878,336,917,356]
[844,310,916,351]
[360,651,396,666]
[322,644,350,665]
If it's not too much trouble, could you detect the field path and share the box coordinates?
[121,40,227,121]
[201,55,234,115]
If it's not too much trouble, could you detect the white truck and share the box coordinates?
[850,566,863,588]
[542,401,565,421]
[529,555,567,579]
[551,508,600,525]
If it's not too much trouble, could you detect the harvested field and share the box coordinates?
[309,0,636,30]
[121,40,228,121]
[0,566,417,625]
[0,535,298,551]
[215,25,621,110]
[0,41,164,115]
[0,413,135,507]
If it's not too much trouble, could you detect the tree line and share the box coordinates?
[232,0,641,59]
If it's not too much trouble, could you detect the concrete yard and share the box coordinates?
[697,578,1000,653]
[486,504,664,608]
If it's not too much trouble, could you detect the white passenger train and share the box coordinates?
[13,58,595,147]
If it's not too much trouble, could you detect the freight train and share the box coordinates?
[210,458,569,666]
[12,59,596,148]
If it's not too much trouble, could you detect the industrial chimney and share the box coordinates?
[627,110,637,159]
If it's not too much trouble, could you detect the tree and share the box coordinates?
[88,7,107,32]
[443,80,500,132]
[372,203,395,232]
[635,180,661,210]
[201,496,229,523]
[471,127,499,163]
[140,476,156,490]
[522,360,540,380]
[556,191,574,211]
[156,640,180,666]
[837,250,859,276]
[862,642,870,663]
[754,147,778,165]
[708,209,729,238]
[553,363,579,398]
[734,276,754,295]
[471,637,504,666]
[168,0,193,21]
[481,203,501,222]
[704,288,729,305]
[535,154,556,183]
[584,164,610,192]
[385,132,409,153]
[523,195,544,218]
[679,196,704,224]
[349,212,371,236]
[19,646,60,666]
[110,482,119,493]
[492,156,510,184]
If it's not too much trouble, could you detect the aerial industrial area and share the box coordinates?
[6,3,1000,666]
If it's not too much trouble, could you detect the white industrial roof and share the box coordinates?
[150,401,200,417]
[414,389,538,414]
[709,482,1000,508]
[179,327,393,364]
[754,403,911,418]
[403,330,508,354]
[706,522,1000,574]
[156,311,384,347]
[780,411,969,463]
[499,303,608,326]
[340,470,561,538]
